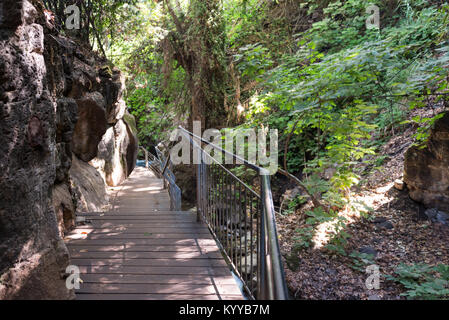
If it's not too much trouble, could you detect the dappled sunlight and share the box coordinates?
[66,228,94,240]
[311,182,396,249]
[132,186,162,192]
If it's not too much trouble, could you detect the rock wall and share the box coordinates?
[404,111,449,211]
[0,0,137,299]
[0,0,74,299]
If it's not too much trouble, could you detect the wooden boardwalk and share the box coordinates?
[65,167,243,300]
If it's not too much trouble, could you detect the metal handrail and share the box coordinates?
[138,146,181,211]
[177,126,288,300]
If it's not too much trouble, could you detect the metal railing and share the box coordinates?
[178,126,288,300]
[139,146,181,211]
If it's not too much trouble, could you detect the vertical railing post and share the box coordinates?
[196,146,202,223]
[258,174,266,299]
[144,149,149,169]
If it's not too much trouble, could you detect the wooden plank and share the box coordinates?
[83,223,211,231]
[70,225,211,233]
[67,245,203,252]
[77,265,232,276]
[79,274,236,285]
[70,251,222,259]
[74,221,204,227]
[114,206,171,210]
[76,294,243,300]
[77,211,194,216]
[76,218,197,222]
[75,283,242,295]
[75,216,197,221]
[67,238,216,246]
[71,258,228,267]
[66,232,213,240]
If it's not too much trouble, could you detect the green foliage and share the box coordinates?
[349,250,376,272]
[126,84,177,146]
[234,44,273,80]
[292,226,314,251]
[305,207,335,225]
[304,0,383,52]
[402,112,445,148]
[387,263,449,300]
[324,216,350,256]
[285,195,308,215]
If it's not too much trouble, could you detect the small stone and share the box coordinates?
[359,246,377,257]
[373,217,387,224]
[375,220,393,230]
[394,179,405,191]
[368,294,381,300]
[425,208,438,220]
[326,268,337,276]
[425,208,449,225]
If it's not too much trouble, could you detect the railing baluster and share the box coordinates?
[244,186,248,293]
[234,179,239,273]
[239,181,243,279]
[231,172,234,264]
[250,193,254,297]
[230,174,234,266]
[207,163,210,223]
[257,194,261,299]
[220,167,225,246]
[226,171,231,255]
[213,164,217,233]
[196,148,201,222]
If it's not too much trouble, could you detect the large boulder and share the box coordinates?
[123,111,139,176]
[92,113,138,187]
[0,0,74,299]
[404,112,449,211]
[52,183,76,237]
[72,92,108,162]
[70,155,110,213]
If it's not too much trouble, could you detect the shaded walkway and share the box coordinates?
[65,167,243,300]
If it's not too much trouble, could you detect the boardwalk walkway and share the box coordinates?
[65,167,243,300]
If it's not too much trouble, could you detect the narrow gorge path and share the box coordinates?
[65,167,243,300]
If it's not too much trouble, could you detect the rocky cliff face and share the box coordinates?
[0,0,75,299]
[0,0,138,299]
[404,111,449,211]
